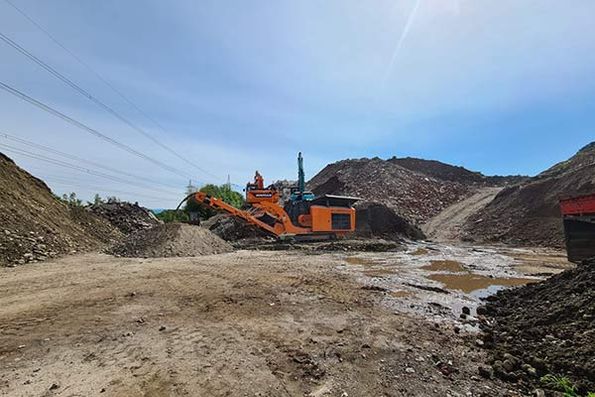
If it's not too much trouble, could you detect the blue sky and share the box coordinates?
[1,0,594,208]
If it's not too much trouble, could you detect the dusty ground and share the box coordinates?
[422,187,503,242]
[0,244,571,397]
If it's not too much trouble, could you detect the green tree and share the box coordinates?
[185,183,244,220]
[62,192,83,207]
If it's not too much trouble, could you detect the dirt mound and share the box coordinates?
[202,214,272,241]
[538,141,595,179]
[355,201,425,241]
[479,258,595,393]
[107,223,232,257]
[89,201,160,234]
[390,157,527,186]
[0,153,122,266]
[463,142,595,247]
[308,157,473,224]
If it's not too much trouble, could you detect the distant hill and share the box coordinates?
[462,142,595,247]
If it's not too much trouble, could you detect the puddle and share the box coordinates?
[391,290,412,298]
[411,248,429,256]
[363,269,396,278]
[422,260,465,273]
[344,256,380,266]
[428,273,538,294]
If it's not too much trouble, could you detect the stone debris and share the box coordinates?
[479,257,595,393]
[107,223,233,258]
[89,201,161,235]
[202,213,271,241]
[0,153,122,267]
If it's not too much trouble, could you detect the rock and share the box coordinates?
[49,383,60,390]
[476,306,488,316]
[462,306,471,315]
[159,325,166,331]
[521,363,537,377]
[405,367,415,374]
[475,339,484,347]
[502,359,516,373]
[478,366,493,379]
[533,389,545,397]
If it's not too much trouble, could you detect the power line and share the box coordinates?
[0,132,182,190]
[0,80,195,181]
[40,175,172,203]
[0,26,223,181]
[0,143,181,197]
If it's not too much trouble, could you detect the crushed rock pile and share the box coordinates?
[107,223,232,258]
[0,153,122,266]
[202,214,272,241]
[355,201,425,241]
[308,157,474,225]
[463,141,595,247]
[479,257,595,393]
[89,201,160,234]
[390,157,527,186]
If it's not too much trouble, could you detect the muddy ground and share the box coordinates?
[0,243,571,396]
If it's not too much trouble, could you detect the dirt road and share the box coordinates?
[423,187,502,242]
[0,246,568,396]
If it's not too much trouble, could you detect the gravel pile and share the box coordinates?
[107,223,233,258]
[463,141,595,247]
[202,214,272,241]
[355,201,425,241]
[390,157,527,186]
[0,153,122,266]
[308,157,474,225]
[479,257,595,393]
[89,201,161,234]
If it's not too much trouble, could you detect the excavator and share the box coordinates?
[180,153,358,240]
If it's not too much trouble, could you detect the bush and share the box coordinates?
[156,184,245,223]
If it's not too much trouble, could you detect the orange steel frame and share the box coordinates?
[192,191,355,237]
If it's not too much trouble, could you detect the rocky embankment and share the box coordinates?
[479,257,594,394]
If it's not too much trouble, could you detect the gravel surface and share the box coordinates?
[0,249,531,397]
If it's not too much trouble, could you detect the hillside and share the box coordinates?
[462,142,595,247]
[0,153,122,266]
[307,157,474,224]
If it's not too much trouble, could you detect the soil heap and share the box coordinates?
[390,157,527,186]
[355,201,425,241]
[0,153,122,266]
[463,142,595,247]
[202,213,272,241]
[308,157,474,224]
[107,223,232,258]
[89,200,160,234]
[479,257,595,394]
